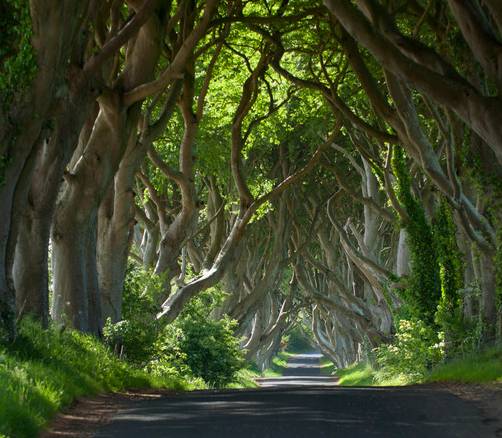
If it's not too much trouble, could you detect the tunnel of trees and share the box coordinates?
[1,0,502,373]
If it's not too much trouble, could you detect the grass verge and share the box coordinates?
[425,347,502,384]
[336,347,502,387]
[0,319,190,438]
[336,362,376,386]
[320,357,335,376]
[227,368,260,388]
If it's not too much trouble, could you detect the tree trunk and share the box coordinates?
[396,228,410,277]
[52,92,128,332]
[14,212,50,325]
[480,252,497,342]
[13,85,96,326]
[52,0,166,332]
[97,134,144,322]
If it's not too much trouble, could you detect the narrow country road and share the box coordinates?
[92,353,498,437]
[256,352,338,387]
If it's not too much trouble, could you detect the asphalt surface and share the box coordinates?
[93,353,498,437]
[256,352,338,388]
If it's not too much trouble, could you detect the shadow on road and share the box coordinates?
[256,352,338,388]
[91,353,498,437]
[93,386,496,438]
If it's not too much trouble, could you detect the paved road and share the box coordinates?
[256,352,338,388]
[93,353,498,437]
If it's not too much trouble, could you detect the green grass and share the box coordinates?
[0,319,189,438]
[269,351,290,375]
[320,357,335,376]
[426,347,502,384]
[226,368,260,388]
[336,362,376,386]
[336,347,502,387]
[336,362,409,386]
[249,351,292,378]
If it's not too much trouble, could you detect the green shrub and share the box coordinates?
[105,266,245,388]
[0,0,37,106]
[153,294,244,388]
[103,265,162,364]
[180,315,243,387]
[375,319,444,383]
[433,201,465,351]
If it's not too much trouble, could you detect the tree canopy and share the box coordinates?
[1,0,502,369]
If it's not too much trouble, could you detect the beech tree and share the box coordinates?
[1,0,502,365]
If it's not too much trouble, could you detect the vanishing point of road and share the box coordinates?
[93,353,498,437]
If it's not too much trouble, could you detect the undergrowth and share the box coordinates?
[426,347,502,384]
[0,319,191,438]
[319,357,335,376]
[336,362,376,386]
[336,347,502,387]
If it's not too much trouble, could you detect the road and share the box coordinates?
[256,352,338,387]
[93,353,498,437]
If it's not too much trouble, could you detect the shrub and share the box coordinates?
[153,294,244,388]
[103,265,162,364]
[375,319,444,383]
[392,147,441,323]
[105,265,244,388]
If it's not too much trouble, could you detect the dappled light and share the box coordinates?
[92,386,493,437]
[1,0,502,436]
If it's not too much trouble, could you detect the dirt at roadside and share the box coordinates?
[441,383,502,436]
[39,389,178,438]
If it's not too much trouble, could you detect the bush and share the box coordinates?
[374,319,444,383]
[153,294,244,388]
[105,265,244,388]
[103,265,162,364]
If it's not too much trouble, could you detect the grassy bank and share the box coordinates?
[227,368,260,388]
[320,356,335,376]
[336,362,375,386]
[335,347,502,387]
[0,320,194,438]
[261,351,291,377]
[426,347,502,384]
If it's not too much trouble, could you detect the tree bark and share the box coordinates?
[0,0,90,338]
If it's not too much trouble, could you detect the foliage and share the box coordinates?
[0,0,37,106]
[284,324,314,353]
[433,200,465,351]
[105,266,244,388]
[426,347,502,384]
[374,319,444,383]
[496,227,502,338]
[179,315,242,387]
[153,295,244,388]
[0,319,184,438]
[103,265,163,364]
[392,147,441,323]
[336,362,375,386]
[338,345,502,386]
